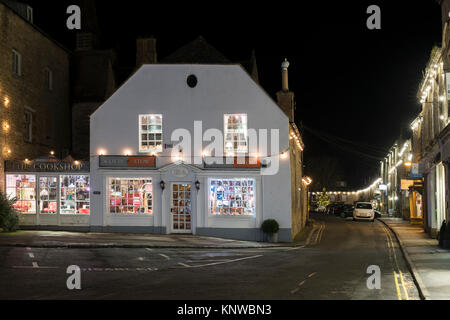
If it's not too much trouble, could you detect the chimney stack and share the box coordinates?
[277,58,295,122]
[281,58,289,91]
[136,37,157,67]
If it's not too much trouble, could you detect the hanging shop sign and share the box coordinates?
[99,155,155,168]
[4,160,89,173]
[378,184,387,191]
[410,163,424,178]
[401,179,414,190]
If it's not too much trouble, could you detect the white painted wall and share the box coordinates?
[90,64,292,231]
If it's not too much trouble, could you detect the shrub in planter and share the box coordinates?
[442,221,450,249]
[261,219,279,242]
[439,220,447,247]
[0,192,19,232]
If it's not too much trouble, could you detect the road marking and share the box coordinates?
[145,248,153,252]
[393,271,402,300]
[28,253,34,258]
[32,262,39,268]
[313,223,324,244]
[178,262,191,268]
[290,272,318,294]
[159,253,170,260]
[178,255,263,268]
[12,266,58,269]
[399,271,410,300]
[137,257,144,261]
[290,287,300,294]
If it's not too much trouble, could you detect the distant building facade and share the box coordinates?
[407,0,450,237]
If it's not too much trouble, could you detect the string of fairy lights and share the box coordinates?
[309,177,382,196]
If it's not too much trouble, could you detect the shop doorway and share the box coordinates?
[170,183,192,233]
[38,176,57,215]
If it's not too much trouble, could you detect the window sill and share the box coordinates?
[209,214,255,218]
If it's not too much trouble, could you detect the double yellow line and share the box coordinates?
[382,225,409,300]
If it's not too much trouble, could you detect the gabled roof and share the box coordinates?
[160,36,230,64]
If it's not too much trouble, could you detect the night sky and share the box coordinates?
[24,0,442,190]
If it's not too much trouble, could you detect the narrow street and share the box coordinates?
[0,214,419,300]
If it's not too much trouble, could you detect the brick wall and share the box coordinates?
[0,3,71,191]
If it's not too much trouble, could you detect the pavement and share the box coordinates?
[0,229,293,249]
[380,218,450,300]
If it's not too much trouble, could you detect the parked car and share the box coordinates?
[339,204,354,218]
[353,202,375,222]
[326,203,340,215]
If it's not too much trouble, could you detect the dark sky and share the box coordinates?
[24,0,442,189]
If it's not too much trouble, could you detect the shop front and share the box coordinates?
[89,156,271,240]
[4,158,90,229]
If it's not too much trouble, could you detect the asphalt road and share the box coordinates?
[0,214,419,300]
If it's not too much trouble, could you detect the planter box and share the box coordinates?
[266,233,278,243]
[443,240,450,249]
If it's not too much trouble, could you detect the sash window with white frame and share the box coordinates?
[139,114,162,153]
[224,114,248,154]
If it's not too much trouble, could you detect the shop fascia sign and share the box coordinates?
[4,160,89,172]
[99,155,156,168]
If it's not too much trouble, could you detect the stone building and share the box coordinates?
[0,0,71,191]
[408,0,450,236]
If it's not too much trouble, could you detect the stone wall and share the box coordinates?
[0,2,70,191]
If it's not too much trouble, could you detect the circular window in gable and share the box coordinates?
[187,74,198,88]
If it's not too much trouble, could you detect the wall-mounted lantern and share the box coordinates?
[195,180,200,190]
[160,180,166,190]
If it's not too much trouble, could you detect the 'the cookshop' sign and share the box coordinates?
[99,156,155,168]
[5,160,89,173]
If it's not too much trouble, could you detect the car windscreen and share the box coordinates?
[356,203,372,209]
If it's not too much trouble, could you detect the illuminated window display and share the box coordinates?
[224,114,248,154]
[39,176,57,214]
[109,178,153,214]
[6,174,36,214]
[139,114,162,153]
[60,175,90,214]
[209,178,255,215]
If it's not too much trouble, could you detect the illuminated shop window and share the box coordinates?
[60,175,90,214]
[39,177,57,214]
[224,114,248,154]
[6,175,36,214]
[209,178,255,216]
[108,178,153,214]
[139,114,162,153]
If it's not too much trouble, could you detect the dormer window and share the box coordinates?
[224,114,248,154]
[139,114,162,153]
